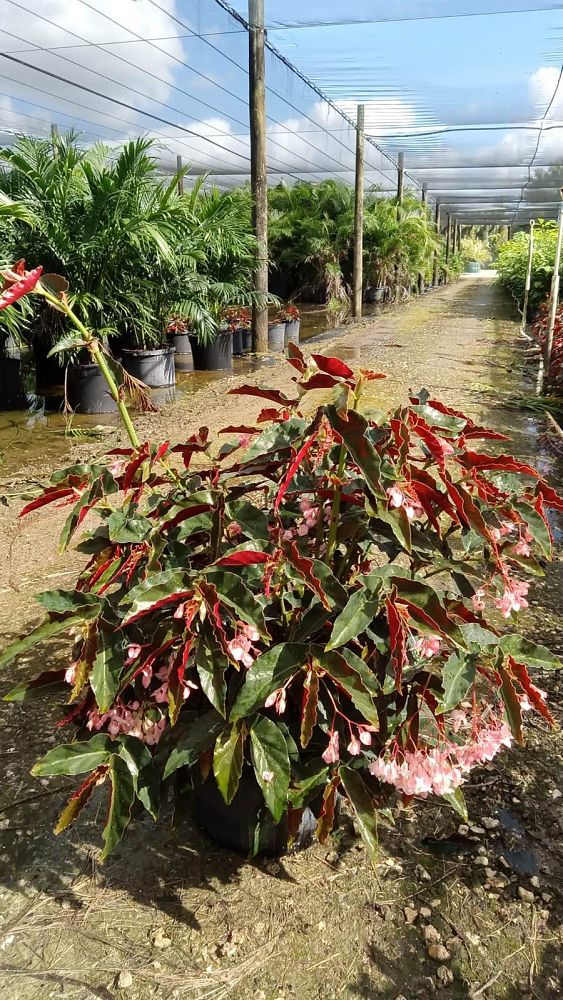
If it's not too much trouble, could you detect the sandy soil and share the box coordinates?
[0,275,561,1000]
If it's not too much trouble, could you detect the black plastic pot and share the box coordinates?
[67,362,118,414]
[169,332,191,355]
[189,331,233,371]
[232,328,244,357]
[122,346,175,388]
[284,319,300,346]
[242,328,253,352]
[193,769,316,856]
[268,322,285,352]
[0,355,26,410]
[34,341,64,392]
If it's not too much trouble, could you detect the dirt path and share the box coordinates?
[0,275,561,1000]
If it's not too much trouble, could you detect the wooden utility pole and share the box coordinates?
[249,0,268,353]
[176,154,184,196]
[541,191,563,392]
[520,220,535,337]
[417,184,428,295]
[352,104,365,319]
[432,203,441,287]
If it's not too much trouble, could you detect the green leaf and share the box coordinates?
[3,669,66,702]
[36,590,102,616]
[438,652,477,713]
[339,766,378,865]
[442,787,468,822]
[375,504,412,553]
[203,569,268,636]
[225,500,269,541]
[288,763,329,809]
[326,406,384,498]
[107,510,152,543]
[242,418,305,462]
[499,634,562,670]
[250,716,290,823]
[315,649,379,727]
[512,500,552,558]
[163,710,224,779]
[391,577,468,649]
[117,736,159,820]
[0,613,97,671]
[31,735,114,777]
[120,570,193,621]
[196,628,227,716]
[213,724,245,805]
[326,584,382,650]
[230,643,307,721]
[311,560,348,609]
[90,635,124,712]
[499,664,524,744]
[101,754,135,859]
[411,403,466,434]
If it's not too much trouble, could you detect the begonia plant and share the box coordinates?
[0,269,562,860]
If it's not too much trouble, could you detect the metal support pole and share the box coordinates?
[417,184,428,295]
[249,0,268,353]
[50,123,59,151]
[541,192,563,393]
[520,220,535,338]
[445,214,451,281]
[176,154,184,196]
[352,104,365,319]
[432,203,441,288]
[394,152,404,299]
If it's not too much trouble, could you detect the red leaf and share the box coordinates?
[124,591,194,625]
[461,451,541,479]
[20,486,80,517]
[300,668,319,748]
[408,413,452,472]
[535,482,563,511]
[214,550,269,566]
[122,444,150,491]
[228,385,299,406]
[298,372,341,390]
[286,341,307,374]
[54,766,107,834]
[386,594,407,691]
[442,474,492,541]
[274,434,317,512]
[285,541,331,610]
[162,503,214,531]
[359,368,387,381]
[316,778,339,842]
[390,417,410,469]
[154,441,170,463]
[311,354,355,379]
[219,425,259,436]
[257,407,290,423]
[508,657,554,725]
[423,399,509,441]
[171,429,209,468]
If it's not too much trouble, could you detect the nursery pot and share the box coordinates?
[0,355,26,410]
[168,332,191,355]
[122,346,175,388]
[284,319,301,346]
[232,328,244,357]
[465,261,481,274]
[193,769,317,856]
[189,331,233,371]
[242,328,253,352]
[34,341,64,392]
[67,362,118,414]
[268,322,285,352]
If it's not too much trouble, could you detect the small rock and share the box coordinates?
[422,976,437,993]
[419,906,433,919]
[457,824,469,836]
[317,920,326,931]
[477,846,487,855]
[429,898,441,908]
[474,856,489,867]
[446,936,463,955]
[436,965,454,986]
[264,860,282,876]
[541,892,553,904]
[481,816,500,831]
[469,824,485,835]
[465,932,480,947]
[499,855,511,870]
[485,868,497,880]
[427,944,450,962]
[530,876,540,890]
[116,971,133,990]
[325,850,339,865]
[403,906,419,925]
[550,789,561,800]
[415,864,431,882]
[518,887,535,904]
[538,909,550,921]
[394,995,408,1000]
[152,928,172,949]
[423,924,441,944]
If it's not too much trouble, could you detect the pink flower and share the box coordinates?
[264,687,287,714]
[322,731,340,764]
[347,737,361,756]
[449,709,469,733]
[297,523,310,537]
[126,644,142,663]
[283,529,294,541]
[500,520,516,536]
[359,730,372,746]
[494,580,529,618]
[140,664,153,688]
[414,634,442,659]
[471,588,486,612]
[262,770,274,783]
[64,662,77,685]
[514,538,531,557]
[228,624,260,669]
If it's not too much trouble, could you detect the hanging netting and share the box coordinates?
[0,0,562,223]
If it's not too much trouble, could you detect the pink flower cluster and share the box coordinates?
[227,623,260,668]
[86,702,167,745]
[494,579,529,619]
[283,497,320,541]
[386,484,423,522]
[346,729,373,756]
[369,719,513,797]
[414,634,442,659]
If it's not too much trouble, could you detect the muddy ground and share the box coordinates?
[0,275,561,1000]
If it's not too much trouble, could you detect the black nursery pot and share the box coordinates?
[242,328,253,352]
[34,341,64,392]
[67,362,118,414]
[122,346,176,388]
[284,319,300,346]
[189,330,233,371]
[0,355,27,410]
[232,328,244,357]
[193,770,316,856]
[169,332,192,355]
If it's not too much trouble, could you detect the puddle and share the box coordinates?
[497,808,541,875]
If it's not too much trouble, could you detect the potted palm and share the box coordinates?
[0,262,561,863]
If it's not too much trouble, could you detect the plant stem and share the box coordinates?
[326,443,346,560]
[39,288,140,449]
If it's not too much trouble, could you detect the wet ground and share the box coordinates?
[0,274,561,1000]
